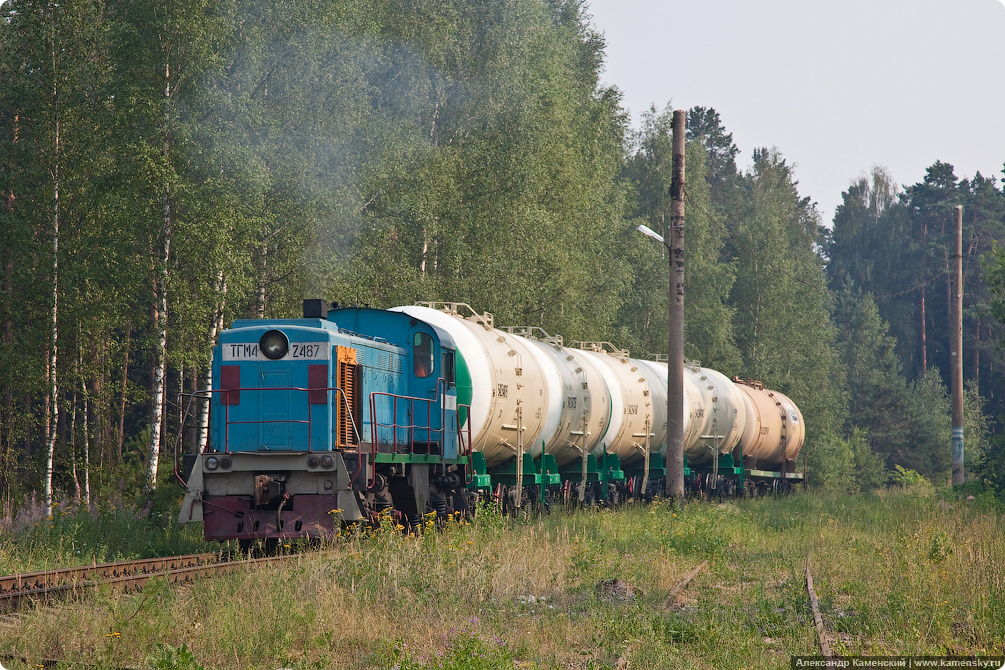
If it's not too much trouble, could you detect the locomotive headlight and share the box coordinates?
[205,456,220,470]
[320,455,334,470]
[259,330,289,360]
[220,456,232,470]
[308,456,320,469]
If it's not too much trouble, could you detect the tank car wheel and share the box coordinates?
[606,484,621,508]
[499,485,511,516]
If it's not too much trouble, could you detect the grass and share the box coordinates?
[0,491,217,575]
[0,487,1002,669]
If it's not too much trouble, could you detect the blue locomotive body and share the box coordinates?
[178,301,464,543]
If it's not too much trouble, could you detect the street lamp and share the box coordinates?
[636,224,665,245]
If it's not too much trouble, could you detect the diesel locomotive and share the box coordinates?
[176,300,805,543]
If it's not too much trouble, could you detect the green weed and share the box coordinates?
[0,487,1001,669]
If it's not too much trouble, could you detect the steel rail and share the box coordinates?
[0,552,300,610]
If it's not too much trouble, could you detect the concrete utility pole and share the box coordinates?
[951,205,965,486]
[666,109,686,502]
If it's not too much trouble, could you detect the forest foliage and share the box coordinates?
[2,0,1004,505]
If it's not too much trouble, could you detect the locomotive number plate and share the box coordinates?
[222,342,330,361]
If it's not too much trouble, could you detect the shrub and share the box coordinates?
[807,430,855,492]
[889,465,935,496]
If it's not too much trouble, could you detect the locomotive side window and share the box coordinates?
[413,332,434,378]
[443,350,455,387]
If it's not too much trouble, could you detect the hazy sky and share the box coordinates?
[586,0,1005,223]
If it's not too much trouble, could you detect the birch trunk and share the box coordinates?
[197,271,227,452]
[146,189,170,492]
[70,389,80,502]
[145,59,172,493]
[116,325,131,459]
[256,239,267,318]
[82,385,90,506]
[2,188,12,492]
[44,72,61,510]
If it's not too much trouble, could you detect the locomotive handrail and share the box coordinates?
[367,380,451,491]
[500,325,563,346]
[456,403,476,484]
[571,341,630,359]
[458,403,473,458]
[173,389,212,488]
[367,393,443,449]
[335,386,364,448]
[174,385,361,464]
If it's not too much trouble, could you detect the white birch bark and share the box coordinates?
[196,271,226,452]
[43,62,61,510]
[145,191,170,491]
[145,59,172,493]
[81,368,91,506]
[69,388,80,502]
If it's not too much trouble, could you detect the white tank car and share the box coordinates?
[684,364,747,464]
[635,360,746,464]
[394,304,661,468]
[571,344,653,464]
[502,330,610,466]
[634,359,670,453]
[734,380,805,468]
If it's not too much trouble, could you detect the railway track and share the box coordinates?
[0,552,298,611]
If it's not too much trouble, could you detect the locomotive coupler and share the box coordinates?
[254,474,287,507]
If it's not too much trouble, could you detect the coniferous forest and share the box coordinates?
[2,0,1005,507]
